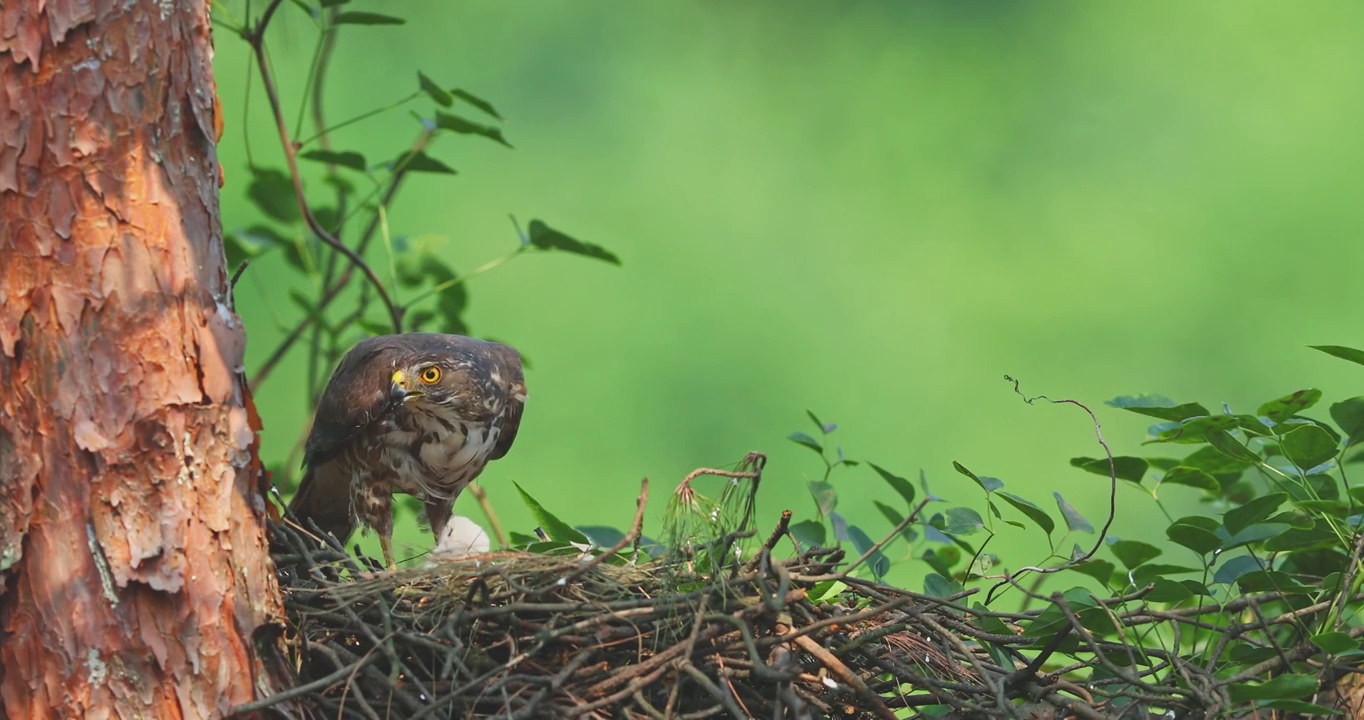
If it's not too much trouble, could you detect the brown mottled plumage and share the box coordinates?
[288,333,527,568]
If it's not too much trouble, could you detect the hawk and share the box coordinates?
[287,332,527,569]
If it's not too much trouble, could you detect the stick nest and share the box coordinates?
[250,517,1010,720]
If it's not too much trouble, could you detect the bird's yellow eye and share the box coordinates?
[419,366,442,384]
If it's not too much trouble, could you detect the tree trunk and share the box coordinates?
[0,1,282,717]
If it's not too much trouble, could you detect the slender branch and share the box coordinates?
[230,259,250,289]
[466,482,508,549]
[550,478,650,589]
[838,498,929,579]
[297,91,424,148]
[242,9,403,333]
[790,634,898,720]
[982,375,1120,605]
[304,3,346,428]
[248,130,433,391]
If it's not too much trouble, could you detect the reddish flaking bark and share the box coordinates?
[0,1,281,717]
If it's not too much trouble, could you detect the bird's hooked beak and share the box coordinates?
[390,369,424,405]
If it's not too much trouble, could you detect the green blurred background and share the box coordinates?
[214,1,1364,584]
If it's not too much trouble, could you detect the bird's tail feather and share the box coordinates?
[287,462,355,547]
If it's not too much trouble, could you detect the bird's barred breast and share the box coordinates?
[376,412,500,501]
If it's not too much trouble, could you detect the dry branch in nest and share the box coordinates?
[253,522,983,719]
[243,458,1281,719]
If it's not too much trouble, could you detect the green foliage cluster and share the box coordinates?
[214,0,618,490]
[743,345,1364,714]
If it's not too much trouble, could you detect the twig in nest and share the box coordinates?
[467,482,509,549]
[838,497,930,580]
[549,478,650,589]
[790,633,899,720]
[762,510,792,554]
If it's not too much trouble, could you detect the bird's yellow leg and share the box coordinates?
[380,533,397,571]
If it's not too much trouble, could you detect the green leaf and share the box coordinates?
[997,492,1054,536]
[1236,414,1276,436]
[1167,518,1222,555]
[576,525,625,547]
[512,481,590,545]
[787,432,822,454]
[1224,493,1287,535]
[869,464,915,507]
[1206,429,1261,463]
[1053,493,1093,533]
[1068,559,1114,586]
[1285,416,1342,444]
[312,206,342,236]
[807,481,837,517]
[1109,540,1161,570]
[1022,588,1101,637]
[1236,569,1312,594]
[1181,445,1254,476]
[1213,555,1261,584]
[1311,344,1364,368]
[1160,466,1220,492]
[247,168,300,223]
[1311,632,1358,655]
[418,71,454,107]
[1106,395,1209,421]
[846,525,890,581]
[806,409,837,434]
[353,317,390,336]
[921,546,960,577]
[952,461,1001,492]
[1146,578,1193,603]
[1154,415,1240,443]
[527,220,622,265]
[394,236,469,334]
[521,540,596,557]
[435,110,513,148]
[1069,456,1148,484]
[808,580,847,604]
[334,11,405,25]
[1258,389,1322,423]
[288,0,317,18]
[943,507,984,536]
[1227,673,1318,702]
[392,149,458,175]
[1280,424,1338,469]
[451,89,503,120]
[923,572,963,598]
[319,0,350,6]
[1292,499,1348,516]
[299,149,367,171]
[224,225,286,267]
[1131,564,1199,587]
[1223,523,1291,551]
[789,519,826,548]
[1331,397,1364,448]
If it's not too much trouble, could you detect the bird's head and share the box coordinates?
[390,362,462,411]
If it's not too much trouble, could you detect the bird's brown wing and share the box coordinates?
[287,461,356,544]
[302,336,402,469]
[289,335,403,542]
[488,341,527,460]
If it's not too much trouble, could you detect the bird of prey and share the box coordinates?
[287,333,527,569]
